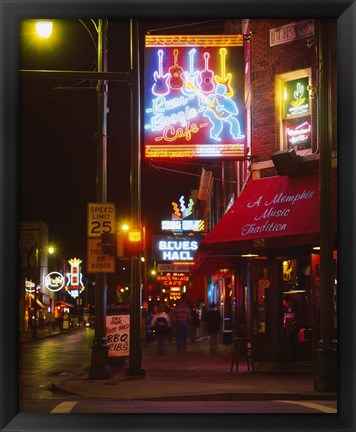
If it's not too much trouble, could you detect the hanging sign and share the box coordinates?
[157,273,190,287]
[66,258,85,298]
[152,234,202,262]
[144,35,246,159]
[45,272,65,292]
[25,278,36,293]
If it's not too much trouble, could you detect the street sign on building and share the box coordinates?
[87,202,116,238]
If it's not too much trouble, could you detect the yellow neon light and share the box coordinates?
[145,34,244,48]
[128,230,141,242]
[215,48,233,98]
[172,202,181,218]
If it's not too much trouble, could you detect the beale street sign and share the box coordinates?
[270,20,314,47]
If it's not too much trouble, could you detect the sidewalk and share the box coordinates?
[48,336,337,401]
[20,326,79,343]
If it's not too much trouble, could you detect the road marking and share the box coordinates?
[51,401,79,413]
[279,400,337,413]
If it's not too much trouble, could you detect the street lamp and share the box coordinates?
[24,18,143,379]
[35,21,53,39]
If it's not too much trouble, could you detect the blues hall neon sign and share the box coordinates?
[144,35,246,159]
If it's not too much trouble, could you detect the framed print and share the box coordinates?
[1,1,355,431]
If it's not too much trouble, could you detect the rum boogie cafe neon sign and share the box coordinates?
[144,35,246,160]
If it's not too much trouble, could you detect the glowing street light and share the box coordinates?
[35,21,53,39]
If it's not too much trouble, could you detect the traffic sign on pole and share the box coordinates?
[87,238,116,273]
[87,202,116,238]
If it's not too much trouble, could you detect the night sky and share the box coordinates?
[19,19,225,261]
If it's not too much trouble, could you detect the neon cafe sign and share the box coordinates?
[144,34,246,160]
[161,195,205,232]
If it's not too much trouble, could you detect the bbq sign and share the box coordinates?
[144,35,246,159]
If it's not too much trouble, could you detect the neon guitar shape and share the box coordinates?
[215,48,233,98]
[198,52,215,94]
[186,82,229,120]
[152,49,170,96]
[168,49,184,90]
[182,48,199,96]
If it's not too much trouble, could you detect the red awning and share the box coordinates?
[188,276,206,300]
[55,301,75,308]
[193,171,336,274]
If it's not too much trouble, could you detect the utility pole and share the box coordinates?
[126,18,145,378]
[89,19,111,379]
[313,19,337,392]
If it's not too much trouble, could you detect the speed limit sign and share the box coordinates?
[87,202,116,238]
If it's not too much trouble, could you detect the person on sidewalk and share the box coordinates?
[173,297,191,356]
[151,304,171,355]
[205,303,222,354]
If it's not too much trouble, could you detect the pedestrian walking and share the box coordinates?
[173,297,191,355]
[151,304,171,355]
[205,303,222,354]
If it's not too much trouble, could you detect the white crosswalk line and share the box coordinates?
[278,400,337,413]
[50,401,79,413]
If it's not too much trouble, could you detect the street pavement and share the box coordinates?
[20,327,337,402]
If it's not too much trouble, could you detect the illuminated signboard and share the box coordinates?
[25,278,36,293]
[152,235,202,262]
[144,35,246,159]
[286,120,311,149]
[45,272,65,292]
[157,273,190,287]
[283,77,310,117]
[161,219,205,232]
[161,194,205,232]
[66,258,85,298]
[172,195,194,218]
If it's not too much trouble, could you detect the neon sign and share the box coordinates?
[45,271,65,292]
[66,258,85,299]
[161,195,205,232]
[161,219,205,232]
[284,77,310,117]
[157,273,190,287]
[152,235,202,262]
[144,35,246,159]
[287,121,311,147]
[172,195,194,219]
[25,278,36,293]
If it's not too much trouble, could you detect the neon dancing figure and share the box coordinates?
[200,83,245,142]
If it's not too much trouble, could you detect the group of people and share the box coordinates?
[150,297,222,356]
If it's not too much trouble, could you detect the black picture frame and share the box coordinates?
[1,1,355,431]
